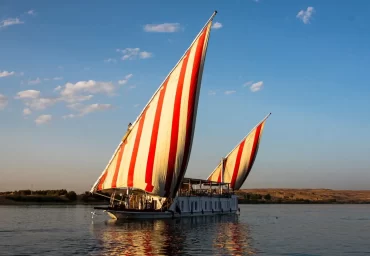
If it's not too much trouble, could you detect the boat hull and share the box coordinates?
[99,195,239,220]
[106,209,238,220]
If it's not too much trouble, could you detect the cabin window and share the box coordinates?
[181,201,184,210]
[205,201,207,210]
[195,201,198,211]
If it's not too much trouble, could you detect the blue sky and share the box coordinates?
[1,0,369,192]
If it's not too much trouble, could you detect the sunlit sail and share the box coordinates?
[207,113,271,190]
[91,11,217,199]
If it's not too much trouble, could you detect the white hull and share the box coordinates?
[102,195,239,220]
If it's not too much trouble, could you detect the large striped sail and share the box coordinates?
[207,113,271,190]
[91,12,217,198]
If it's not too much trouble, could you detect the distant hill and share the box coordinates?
[235,189,370,204]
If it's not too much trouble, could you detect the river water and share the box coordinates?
[0,204,369,255]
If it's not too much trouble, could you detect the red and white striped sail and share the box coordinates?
[207,113,271,190]
[91,12,217,198]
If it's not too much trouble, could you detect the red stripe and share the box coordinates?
[230,140,246,189]
[244,123,263,180]
[164,52,190,196]
[171,27,208,197]
[97,170,108,191]
[111,142,126,188]
[127,110,147,187]
[145,79,169,192]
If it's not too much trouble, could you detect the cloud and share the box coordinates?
[15,90,41,99]
[35,114,52,125]
[15,90,58,110]
[23,108,32,115]
[44,78,50,81]
[129,85,136,89]
[63,103,112,119]
[28,77,41,85]
[144,23,180,33]
[250,81,263,92]
[54,85,62,91]
[53,76,63,80]
[0,18,24,29]
[117,48,153,60]
[212,22,223,29]
[0,94,8,110]
[60,80,115,99]
[104,58,117,63]
[139,51,152,59]
[27,10,36,16]
[243,81,254,87]
[297,7,315,24]
[118,74,133,85]
[224,90,236,95]
[0,70,15,78]
[208,90,216,96]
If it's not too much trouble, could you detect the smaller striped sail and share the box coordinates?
[90,11,217,198]
[207,113,271,190]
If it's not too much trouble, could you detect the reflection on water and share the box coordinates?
[90,215,256,255]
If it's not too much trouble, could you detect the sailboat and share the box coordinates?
[207,113,271,190]
[90,11,267,220]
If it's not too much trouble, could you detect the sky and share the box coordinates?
[1,0,370,193]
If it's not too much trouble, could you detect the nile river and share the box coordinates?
[0,204,369,255]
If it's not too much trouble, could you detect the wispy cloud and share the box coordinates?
[0,94,8,110]
[297,7,315,24]
[117,48,153,60]
[118,74,133,85]
[0,70,15,78]
[129,85,137,89]
[35,114,52,125]
[27,10,36,16]
[0,18,24,29]
[28,77,41,85]
[243,81,254,87]
[53,76,63,81]
[104,58,117,63]
[212,22,223,29]
[23,108,32,115]
[250,81,263,92]
[224,90,236,95]
[54,85,62,92]
[208,90,216,96]
[63,103,112,119]
[144,23,180,33]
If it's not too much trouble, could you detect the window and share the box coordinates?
[181,201,184,210]
[205,201,207,210]
[195,201,198,211]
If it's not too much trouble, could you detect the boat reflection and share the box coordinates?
[91,215,257,255]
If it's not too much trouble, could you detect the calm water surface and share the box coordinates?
[0,204,369,255]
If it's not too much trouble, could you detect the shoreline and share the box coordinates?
[2,188,370,205]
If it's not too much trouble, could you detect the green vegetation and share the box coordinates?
[0,190,109,205]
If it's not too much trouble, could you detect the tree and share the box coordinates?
[264,194,272,200]
[66,191,77,201]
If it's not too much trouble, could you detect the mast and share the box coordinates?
[220,157,224,194]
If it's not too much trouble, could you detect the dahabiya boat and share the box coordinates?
[90,11,271,220]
